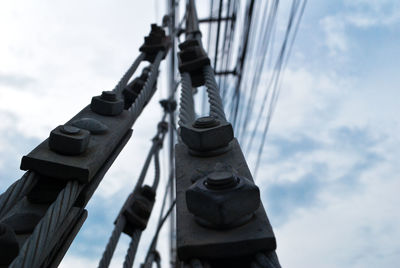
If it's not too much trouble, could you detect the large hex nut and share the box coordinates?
[48,125,90,155]
[180,121,234,153]
[178,39,210,87]
[186,174,260,228]
[123,186,156,232]
[91,91,124,116]
[139,24,170,62]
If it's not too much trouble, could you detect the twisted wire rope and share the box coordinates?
[251,252,281,268]
[203,65,226,121]
[122,229,142,268]
[129,51,164,124]
[152,148,161,191]
[178,72,196,127]
[10,180,81,268]
[0,171,36,219]
[98,216,127,268]
[99,110,167,268]
[113,53,146,95]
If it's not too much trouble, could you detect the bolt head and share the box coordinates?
[186,174,260,228]
[60,125,80,135]
[49,125,90,155]
[205,171,238,189]
[101,91,117,101]
[91,93,124,116]
[180,121,233,154]
[193,116,220,129]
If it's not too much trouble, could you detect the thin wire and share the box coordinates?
[238,0,278,142]
[99,112,168,268]
[113,53,146,95]
[220,0,238,100]
[213,0,223,70]
[98,216,127,268]
[230,0,255,128]
[142,200,176,268]
[252,0,307,178]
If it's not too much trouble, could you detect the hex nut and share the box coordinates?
[186,174,260,228]
[178,39,211,87]
[180,119,234,153]
[91,91,124,116]
[48,125,90,155]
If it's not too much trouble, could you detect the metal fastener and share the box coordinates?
[91,91,124,116]
[48,125,90,155]
[205,171,238,190]
[192,116,220,129]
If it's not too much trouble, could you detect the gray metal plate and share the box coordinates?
[175,139,276,260]
[20,105,133,183]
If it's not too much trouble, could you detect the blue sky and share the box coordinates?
[0,0,399,267]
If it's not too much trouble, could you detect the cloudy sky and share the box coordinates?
[1,1,399,268]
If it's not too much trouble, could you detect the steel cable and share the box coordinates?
[113,53,146,95]
[98,216,127,268]
[178,72,196,126]
[203,65,226,121]
[99,112,167,268]
[122,229,142,268]
[0,171,36,219]
[10,180,81,268]
[129,51,164,124]
[251,252,281,268]
[152,149,161,191]
[141,200,176,268]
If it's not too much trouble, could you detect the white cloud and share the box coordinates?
[276,159,400,268]
[320,16,348,56]
[1,1,400,267]
[344,0,400,27]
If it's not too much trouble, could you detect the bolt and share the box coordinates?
[192,116,220,129]
[205,171,238,190]
[141,185,156,201]
[101,91,117,101]
[180,48,198,62]
[60,125,80,135]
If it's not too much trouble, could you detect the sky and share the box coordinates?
[1,1,400,268]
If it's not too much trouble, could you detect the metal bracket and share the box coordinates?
[175,139,276,261]
[20,106,133,183]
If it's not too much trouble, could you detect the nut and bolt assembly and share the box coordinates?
[48,125,90,155]
[91,91,124,116]
[180,116,234,156]
[185,164,261,229]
